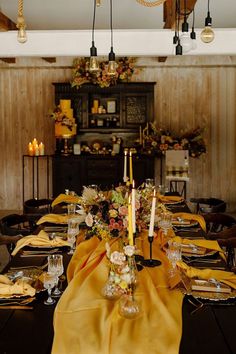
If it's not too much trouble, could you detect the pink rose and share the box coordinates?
[119,205,128,216]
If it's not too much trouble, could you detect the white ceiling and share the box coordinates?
[0,0,236,31]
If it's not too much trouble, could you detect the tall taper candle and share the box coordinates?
[128,195,134,246]
[131,180,136,234]
[123,149,128,183]
[148,189,156,238]
[129,150,133,184]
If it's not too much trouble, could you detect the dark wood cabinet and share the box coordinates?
[52,155,155,196]
[52,82,156,194]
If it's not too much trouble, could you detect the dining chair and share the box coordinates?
[203,213,236,234]
[189,198,226,214]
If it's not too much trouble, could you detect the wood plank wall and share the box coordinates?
[0,56,235,212]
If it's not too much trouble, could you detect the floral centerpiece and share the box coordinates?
[71,57,137,89]
[78,185,166,241]
[143,124,206,158]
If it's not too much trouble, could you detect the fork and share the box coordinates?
[9,263,48,271]
[0,297,35,306]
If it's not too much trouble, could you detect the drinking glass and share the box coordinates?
[43,272,57,305]
[67,217,80,254]
[166,240,182,277]
[145,178,155,190]
[158,212,173,236]
[67,203,76,216]
[48,254,64,297]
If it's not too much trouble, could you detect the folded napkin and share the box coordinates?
[11,230,70,256]
[171,236,225,259]
[52,194,81,207]
[172,261,236,290]
[36,214,69,225]
[0,275,36,297]
[173,212,206,232]
[158,195,184,203]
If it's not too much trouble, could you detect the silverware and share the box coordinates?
[22,248,59,255]
[0,297,35,306]
[9,263,48,271]
[0,305,33,310]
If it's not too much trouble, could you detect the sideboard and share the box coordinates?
[52,154,155,196]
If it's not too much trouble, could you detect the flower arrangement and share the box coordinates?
[78,185,166,241]
[50,106,74,131]
[143,124,206,158]
[71,57,137,89]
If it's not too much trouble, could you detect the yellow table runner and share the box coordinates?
[52,232,184,354]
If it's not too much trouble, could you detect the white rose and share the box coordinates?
[85,212,93,227]
[110,251,126,265]
[123,245,135,257]
[120,273,132,284]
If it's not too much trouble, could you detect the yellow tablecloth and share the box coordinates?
[52,232,184,354]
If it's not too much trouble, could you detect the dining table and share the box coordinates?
[0,198,236,354]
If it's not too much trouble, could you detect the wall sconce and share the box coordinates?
[201,0,215,43]
[107,0,117,76]
[89,0,100,73]
[16,0,27,43]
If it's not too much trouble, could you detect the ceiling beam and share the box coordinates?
[0,57,16,63]
[0,12,17,31]
[42,57,56,63]
[163,0,198,29]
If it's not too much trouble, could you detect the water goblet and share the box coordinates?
[158,212,173,236]
[145,178,155,190]
[48,254,64,297]
[43,272,57,305]
[67,203,76,216]
[166,240,182,277]
[67,217,80,254]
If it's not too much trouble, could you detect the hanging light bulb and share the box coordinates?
[176,38,183,55]
[89,0,100,73]
[201,0,214,43]
[107,0,117,76]
[190,7,197,50]
[16,0,27,44]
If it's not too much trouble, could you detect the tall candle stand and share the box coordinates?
[141,236,161,267]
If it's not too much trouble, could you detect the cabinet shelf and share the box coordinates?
[79,128,138,133]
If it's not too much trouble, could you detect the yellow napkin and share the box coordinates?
[173,212,206,232]
[36,213,69,225]
[0,275,36,298]
[52,194,81,207]
[171,236,224,257]
[158,195,183,203]
[11,230,69,256]
[174,261,236,290]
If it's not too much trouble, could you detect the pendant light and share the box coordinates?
[175,0,182,55]
[16,0,27,43]
[89,0,100,73]
[201,0,214,43]
[179,0,192,53]
[190,7,197,50]
[107,0,117,76]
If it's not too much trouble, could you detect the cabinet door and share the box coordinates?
[84,158,121,189]
[52,157,83,196]
[121,92,153,128]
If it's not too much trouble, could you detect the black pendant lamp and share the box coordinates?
[89,0,100,73]
[175,0,182,55]
[107,0,117,76]
[201,0,215,43]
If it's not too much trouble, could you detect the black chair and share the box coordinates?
[203,213,236,234]
[190,197,226,214]
[0,214,35,253]
[24,198,52,215]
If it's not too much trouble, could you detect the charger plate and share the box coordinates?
[182,287,236,301]
[172,219,199,228]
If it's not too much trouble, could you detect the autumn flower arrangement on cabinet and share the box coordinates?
[71,57,137,89]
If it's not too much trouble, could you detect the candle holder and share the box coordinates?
[141,236,161,268]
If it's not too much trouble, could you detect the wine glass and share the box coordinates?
[67,218,80,254]
[158,212,173,236]
[166,240,182,277]
[145,178,155,190]
[43,272,57,305]
[48,254,64,297]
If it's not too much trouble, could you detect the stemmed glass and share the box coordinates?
[67,203,76,216]
[67,217,80,254]
[48,254,64,297]
[166,240,182,277]
[158,212,173,236]
[43,272,57,305]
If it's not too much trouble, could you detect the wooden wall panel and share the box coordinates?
[0,57,235,212]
